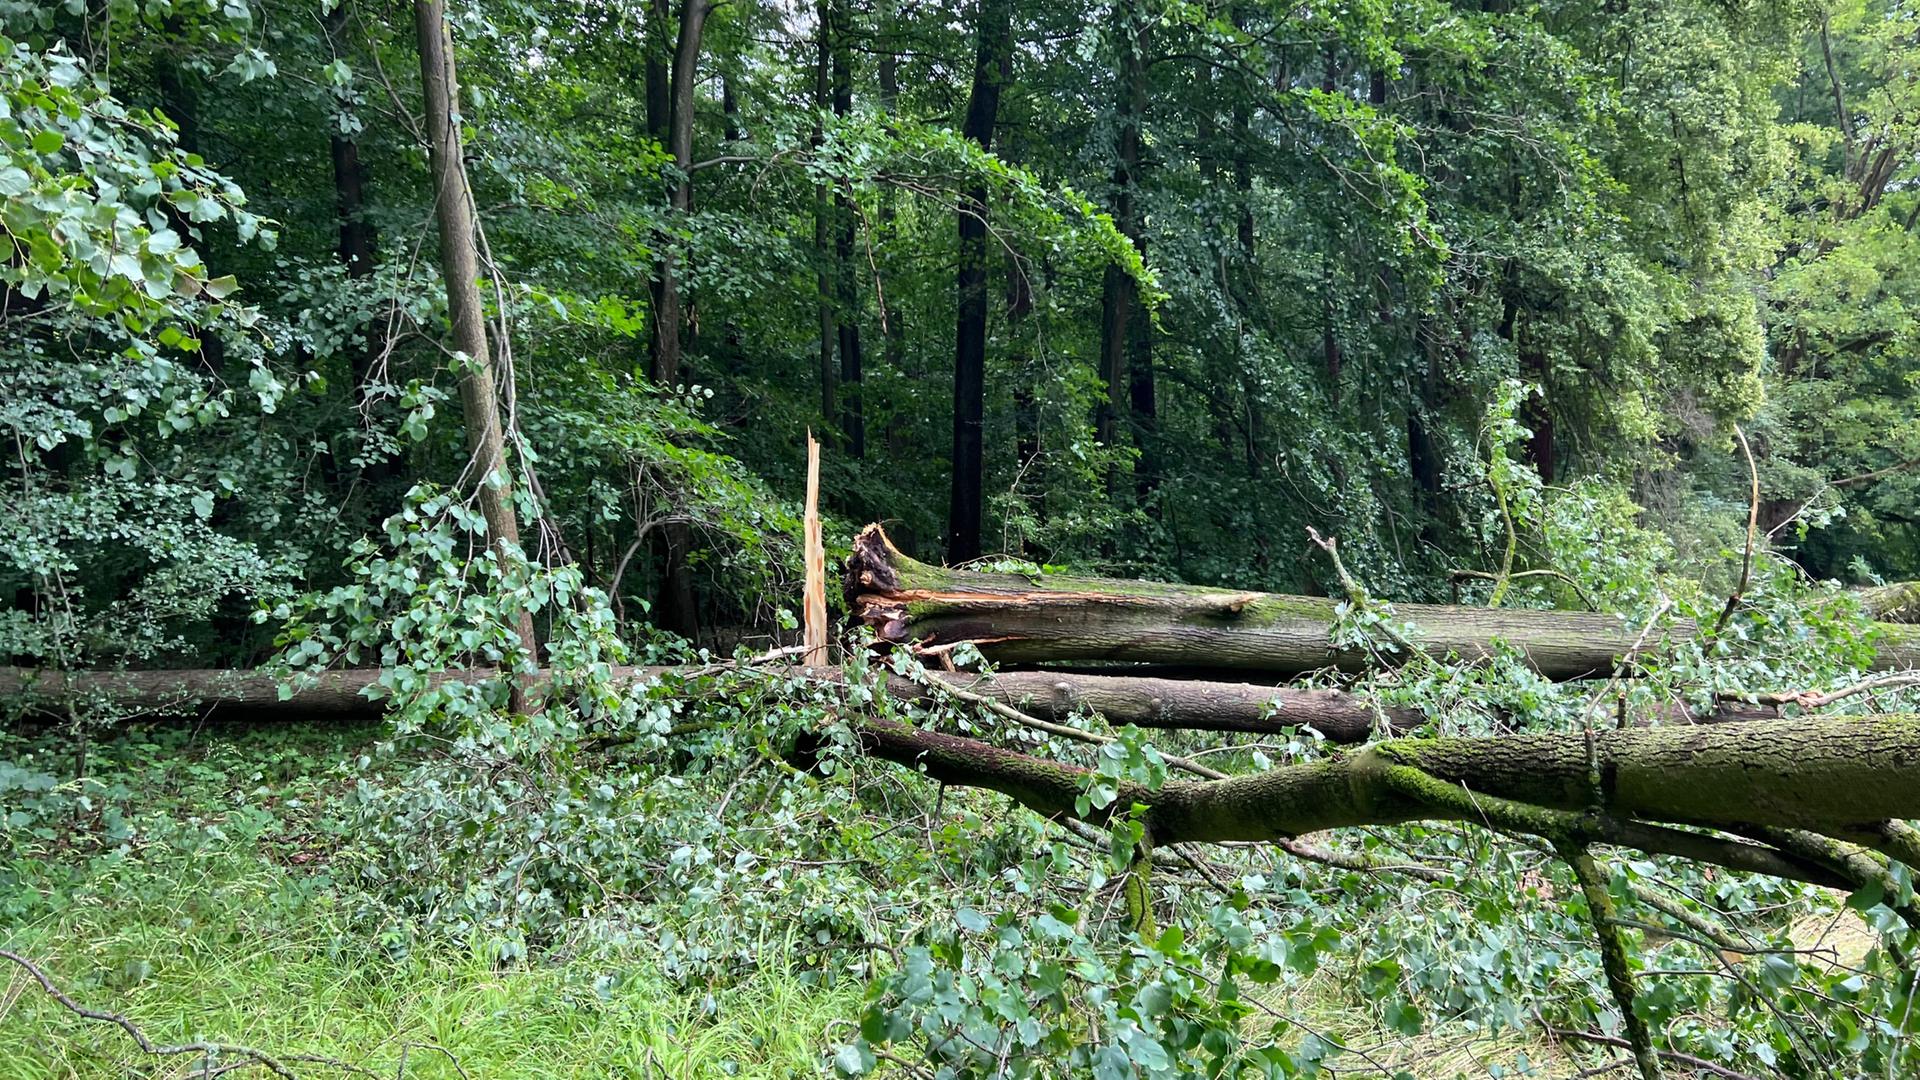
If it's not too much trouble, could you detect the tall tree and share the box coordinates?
[1095,0,1148,456]
[649,0,715,389]
[412,0,538,660]
[813,0,836,431]
[643,0,716,638]
[831,0,865,459]
[323,4,381,379]
[945,0,1013,562]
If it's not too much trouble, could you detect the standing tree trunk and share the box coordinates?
[946,0,1013,563]
[831,0,866,460]
[322,2,394,488]
[639,0,714,640]
[413,0,538,662]
[813,0,837,434]
[1008,258,1038,480]
[1096,0,1148,460]
[652,0,713,390]
[877,0,907,378]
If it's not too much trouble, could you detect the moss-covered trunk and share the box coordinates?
[844,709,1920,887]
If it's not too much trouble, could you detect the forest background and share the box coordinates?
[7,0,1920,1076]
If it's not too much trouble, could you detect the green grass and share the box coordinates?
[0,727,862,1079]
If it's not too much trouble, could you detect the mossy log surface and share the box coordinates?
[845,525,1920,677]
[1860,581,1920,624]
[851,710,1920,879]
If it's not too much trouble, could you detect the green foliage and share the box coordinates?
[8,2,1920,1078]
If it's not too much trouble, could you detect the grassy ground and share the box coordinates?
[0,725,863,1079]
[0,724,1723,1079]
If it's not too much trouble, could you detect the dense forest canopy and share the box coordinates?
[6,0,1920,1076]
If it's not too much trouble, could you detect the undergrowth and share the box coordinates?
[0,725,862,1079]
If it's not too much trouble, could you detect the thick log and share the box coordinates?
[13,667,1911,888]
[1860,581,1920,624]
[845,525,1920,678]
[0,666,1415,744]
[847,710,1920,885]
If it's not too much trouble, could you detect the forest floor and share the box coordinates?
[0,725,1677,1078]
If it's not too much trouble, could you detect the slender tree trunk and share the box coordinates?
[721,72,744,142]
[1519,319,1555,483]
[877,0,907,378]
[1096,0,1148,463]
[652,0,712,389]
[644,0,670,142]
[1008,260,1037,478]
[413,0,538,662]
[639,0,714,640]
[1228,11,1261,479]
[831,0,865,459]
[322,2,394,488]
[814,0,837,430]
[946,0,1012,563]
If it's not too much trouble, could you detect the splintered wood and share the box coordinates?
[803,433,828,666]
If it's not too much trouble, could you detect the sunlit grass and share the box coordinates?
[0,847,861,1079]
[0,725,863,1079]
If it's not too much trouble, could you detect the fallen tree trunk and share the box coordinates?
[10,667,1908,893]
[0,665,1417,744]
[845,710,1920,888]
[1860,581,1920,624]
[845,525,1920,678]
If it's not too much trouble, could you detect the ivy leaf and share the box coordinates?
[831,1041,874,1076]
[1384,1000,1425,1036]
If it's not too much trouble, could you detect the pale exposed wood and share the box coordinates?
[803,434,828,666]
[845,525,1920,678]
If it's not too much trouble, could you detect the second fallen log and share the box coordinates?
[845,526,1920,678]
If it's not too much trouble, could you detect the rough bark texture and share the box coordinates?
[15,668,1914,889]
[829,0,864,460]
[846,525,1920,677]
[0,667,1408,744]
[946,0,1012,564]
[848,709,1920,846]
[643,0,714,640]
[414,0,538,660]
[1861,581,1920,623]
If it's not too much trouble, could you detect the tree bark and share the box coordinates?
[0,665,1783,744]
[413,0,538,661]
[1859,582,1920,623]
[648,0,713,391]
[813,0,837,431]
[1096,0,1148,463]
[830,0,865,459]
[845,524,1920,677]
[322,2,394,488]
[836,709,1920,878]
[641,0,714,640]
[946,0,1012,563]
[0,665,1410,744]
